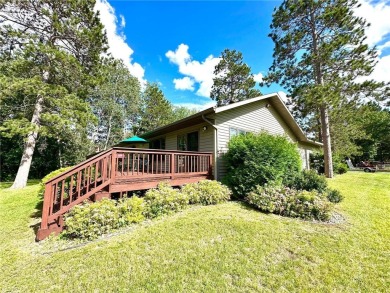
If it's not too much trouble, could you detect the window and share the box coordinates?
[177,131,199,151]
[230,127,247,138]
[177,134,187,151]
[150,138,165,149]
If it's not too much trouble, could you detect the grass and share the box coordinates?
[0,172,389,292]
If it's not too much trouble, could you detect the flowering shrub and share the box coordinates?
[181,180,231,205]
[64,198,120,240]
[143,182,189,218]
[117,196,145,226]
[246,184,333,221]
[63,196,145,240]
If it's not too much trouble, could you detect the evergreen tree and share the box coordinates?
[135,83,174,134]
[0,0,107,188]
[263,0,389,177]
[211,49,261,106]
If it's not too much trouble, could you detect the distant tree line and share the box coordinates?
[1,0,389,187]
[0,0,196,186]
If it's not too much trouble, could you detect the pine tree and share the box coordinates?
[211,49,261,106]
[135,83,174,134]
[0,0,107,188]
[263,0,389,178]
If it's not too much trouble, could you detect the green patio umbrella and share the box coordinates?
[121,135,148,143]
[118,135,149,148]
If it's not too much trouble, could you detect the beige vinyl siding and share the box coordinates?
[147,122,215,176]
[215,100,301,180]
[298,143,311,170]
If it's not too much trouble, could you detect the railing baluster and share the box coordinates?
[142,153,145,175]
[151,154,154,174]
[69,174,74,204]
[59,179,65,211]
[127,153,130,175]
[147,154,150,174]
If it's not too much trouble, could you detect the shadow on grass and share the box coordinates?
[232,199,260,212]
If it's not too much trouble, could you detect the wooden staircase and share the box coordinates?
[36,147,213,241]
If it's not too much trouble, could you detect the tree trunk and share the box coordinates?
[308,4,333,178]
[320,105,333,178]
[104,116,112,150]
[10,95,44,189]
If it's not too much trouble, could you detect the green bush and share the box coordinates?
[143,182,189,218]
[181,180,231,205]
[310,153,348,175]
[286,170,328,193]
[335,163,348,174]
[63,196,145,240]
[64,198,120,240]
[117,196,145,226]
[39,166,73,198]
[246,185,333,221]
[326,189,344,203]
[223,132,302,198]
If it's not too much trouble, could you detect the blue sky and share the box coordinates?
[96,0,390,109]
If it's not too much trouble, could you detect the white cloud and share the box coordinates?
[354,0,390,84]
[166,44,221,97]
[253,72,263,83]
[371,54,390,82]
[94,0,146,86]
[277,91,288,103]
[119,14,126,28]
[173,101,217,111]
[355,0,390,48]
[378,40,390,52]
[173,77,195,91]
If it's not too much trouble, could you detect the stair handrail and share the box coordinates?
[43,148,114,185]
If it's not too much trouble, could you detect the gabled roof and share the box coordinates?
[142,93,322,148]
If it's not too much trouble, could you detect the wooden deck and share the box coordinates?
[36,147,213,241]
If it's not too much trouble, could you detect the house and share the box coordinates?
[141,92,322,180]
[37,92,321,241]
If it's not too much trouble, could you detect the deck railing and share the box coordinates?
[37,147,212,240]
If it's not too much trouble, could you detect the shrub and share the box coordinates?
[181,180,231,205]
[246,184,294,214]
[310,153,348,175]
[335,163,348,174]
[64,198,120,240]
[143,182,189,218]
[286,170,328,193]
[246,184,333,221]
[117,196,145,226]
[39,166,73,198]
[63,195,146,240]
[326,189,344,203]
[223,132,302,199]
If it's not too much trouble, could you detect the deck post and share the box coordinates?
[40,183,52,230]
[111,150,117,181]
[170,153,175,179]
[208,155,213,177]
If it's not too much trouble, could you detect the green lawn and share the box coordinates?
[0,173,389,292]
